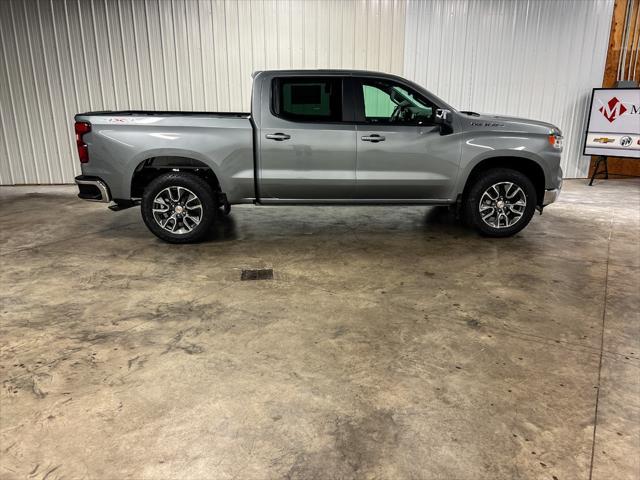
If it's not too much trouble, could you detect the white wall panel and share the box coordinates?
[0,0,612,184]
[0,0,405,184]
[404,0,614,178]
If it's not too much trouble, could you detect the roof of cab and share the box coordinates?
[253,69,401,78]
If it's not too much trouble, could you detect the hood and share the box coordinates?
[459,111,560,136]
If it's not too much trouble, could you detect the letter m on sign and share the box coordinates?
[599,97,627,123]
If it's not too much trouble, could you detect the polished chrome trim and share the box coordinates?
[542,187,561,206]
[75,178,111,203]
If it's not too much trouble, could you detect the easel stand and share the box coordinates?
[589,155,609,186]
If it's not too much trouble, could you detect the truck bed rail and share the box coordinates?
[76,110,250,118]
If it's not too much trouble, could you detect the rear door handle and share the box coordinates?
[361,134,385,142]
[265,133,291,141]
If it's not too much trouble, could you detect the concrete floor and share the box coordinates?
[0,179,638,480]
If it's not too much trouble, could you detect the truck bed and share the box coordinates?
[76,110,255,203]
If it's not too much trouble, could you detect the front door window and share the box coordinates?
[361,80,434,125]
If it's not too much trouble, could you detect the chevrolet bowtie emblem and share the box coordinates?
[593,137,615,143]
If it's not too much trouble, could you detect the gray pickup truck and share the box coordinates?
[74,69,563,243]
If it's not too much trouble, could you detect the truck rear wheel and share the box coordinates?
[464,168,537,237]
[141,172,216,243]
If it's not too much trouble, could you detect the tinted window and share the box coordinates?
[363,84,396,118]
[360,79,434,124]
[274,77,342,122]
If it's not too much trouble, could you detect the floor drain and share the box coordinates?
[241,268,274,281]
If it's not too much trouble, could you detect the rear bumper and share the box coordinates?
[75,175,112,203]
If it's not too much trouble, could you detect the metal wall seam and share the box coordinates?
[0,4,20,184]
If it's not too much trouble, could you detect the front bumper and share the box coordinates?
[542,178,562,206]
[75,175,112,203]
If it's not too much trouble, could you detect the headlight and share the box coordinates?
[548,129,563,149]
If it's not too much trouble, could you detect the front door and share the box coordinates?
[353,78,460,200]
[258,76,356,200]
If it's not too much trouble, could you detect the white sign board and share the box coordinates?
[584,88,640,158]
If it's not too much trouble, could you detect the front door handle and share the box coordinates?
[265,133,291,141]
[361,134,385,142]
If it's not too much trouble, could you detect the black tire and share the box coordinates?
[141,172,216,243]
[463,168,537,237]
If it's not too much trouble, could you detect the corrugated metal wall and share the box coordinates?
[404,0,614,178]
[0,0,405,185]
[0,0,613,184]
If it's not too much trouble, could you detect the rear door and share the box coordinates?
[353,77,460,200]
[258,76,356,200]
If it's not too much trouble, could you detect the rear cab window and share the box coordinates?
[272,77,344,122]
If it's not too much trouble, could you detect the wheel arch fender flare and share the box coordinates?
[457,151,547,204]
[125,148,229,198]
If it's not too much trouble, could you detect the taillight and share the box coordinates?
[75,121,91,163]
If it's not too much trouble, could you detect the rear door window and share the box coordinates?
[273,77,343,122]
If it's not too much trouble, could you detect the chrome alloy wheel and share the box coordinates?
[478,181,527,229]
[152,186,203,234]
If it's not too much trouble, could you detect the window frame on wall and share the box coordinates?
[351,77,439,126]
[270,76,355,124]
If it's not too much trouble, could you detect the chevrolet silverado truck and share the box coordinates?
[74,69,563,243]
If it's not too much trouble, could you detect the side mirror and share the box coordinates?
[435,109,452,125]
[434,109,453,135]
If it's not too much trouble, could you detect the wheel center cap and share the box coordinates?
[175,205,184,214]
[496,200,505,209]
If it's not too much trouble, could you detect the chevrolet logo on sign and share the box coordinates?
[593,137,615,144]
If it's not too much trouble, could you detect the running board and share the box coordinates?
[108,199,140,211]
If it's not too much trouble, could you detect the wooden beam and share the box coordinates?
[589,0,640,178]
[602,0,629,88]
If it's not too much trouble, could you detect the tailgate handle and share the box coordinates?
[361,134,385,142]
[266,133,291,141]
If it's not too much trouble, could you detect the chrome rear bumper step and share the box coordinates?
[75,176,112,203]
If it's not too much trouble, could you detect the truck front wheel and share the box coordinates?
[464,168,537,237]
[141,172,216,243]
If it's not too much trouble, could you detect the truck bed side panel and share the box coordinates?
[75,114,254,202]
